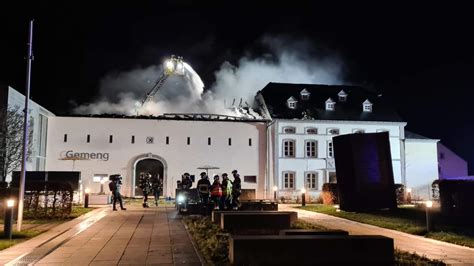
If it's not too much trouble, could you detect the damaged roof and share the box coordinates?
[258,82,404,122]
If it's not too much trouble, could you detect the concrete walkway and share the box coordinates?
[2,206,202,265]
[280,204,474,265]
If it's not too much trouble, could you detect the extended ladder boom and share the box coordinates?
[139,71,169,106]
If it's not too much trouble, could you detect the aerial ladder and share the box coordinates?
[136,55,185,110]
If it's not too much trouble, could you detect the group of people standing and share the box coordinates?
[195,169,242,210]
[138,173,163,208]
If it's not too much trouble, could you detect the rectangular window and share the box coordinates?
[109,135,113,143]
[208,137,211,145]
[306,128,318,134]
[228,138,232,146]
[166,136,169,145]
[283,172,295,189]
[283,140,295,157]
[327,141,334,158]
[305,172,318,190]
[93,174,108,183]
[327,128,340,135]
[329,172,337,183]
[63,134,67,142]
[244,175,257,183]
[249,138,252,146]
[86,134,90,143]
[305,140,317,158]
[187,137,190,145]
[131,135,135,144]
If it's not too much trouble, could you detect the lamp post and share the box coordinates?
[301,188,306,207]
[4,199,15,240]
[406,187,412,204]
[273,186,278,201]
[84,188,90,208]
[425,200,433,232]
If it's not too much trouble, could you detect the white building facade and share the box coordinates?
[2,84,442,200]
[45,116,267,198]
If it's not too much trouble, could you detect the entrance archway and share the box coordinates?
[134,158,164,197]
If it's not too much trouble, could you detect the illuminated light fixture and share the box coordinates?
[177,194,186,203]
[406,187,412,193]
[165,60,174,72]
[426,200,433,208]
[301,188,306,194]
[100,178,106,184]
[273,186,278,192]
[7,199,15,208]
[85,188,91,194]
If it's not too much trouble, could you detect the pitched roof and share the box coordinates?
[257,82,404,122]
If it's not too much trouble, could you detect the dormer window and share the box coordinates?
[325,98,335,111]
[327,128,340,135]
[287,96,298,109]
[363,99,373,112]
[306,127,318,134]
[300,88,310,100]
[338,90,348,102]
[283,126,296,134]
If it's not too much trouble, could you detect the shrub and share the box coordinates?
[183,216,230,264]
[321,183,338,205]
[394,184,405,204]
[23,182,74,219]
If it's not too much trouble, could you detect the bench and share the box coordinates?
[279,229,349,236]
[229,235,394,265]
[220,212,297,234]
[212,211,297,225]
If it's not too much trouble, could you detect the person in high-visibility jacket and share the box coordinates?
[221,173,233,210]
[210,175,223,210]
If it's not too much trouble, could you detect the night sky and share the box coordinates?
[1,2,473,173]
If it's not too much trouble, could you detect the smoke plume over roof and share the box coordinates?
[73,36,345,117]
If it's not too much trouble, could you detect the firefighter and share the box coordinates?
[221,173,233,210]
[231,170,242,210]
[151,174,162,206]
[197,172,211,206]
[138,173,152,208]
[210,174,222,210]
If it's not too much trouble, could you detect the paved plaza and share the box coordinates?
[1,206,202,266]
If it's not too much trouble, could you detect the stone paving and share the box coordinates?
[280,204,474,265]
[27,206,201,265]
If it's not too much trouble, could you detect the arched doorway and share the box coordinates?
[134,158,164,197]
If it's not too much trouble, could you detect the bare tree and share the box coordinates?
[0,105,34,182]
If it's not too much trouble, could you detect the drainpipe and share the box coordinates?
[265,120,275,199]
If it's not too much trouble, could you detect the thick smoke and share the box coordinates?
[73,36,345,116]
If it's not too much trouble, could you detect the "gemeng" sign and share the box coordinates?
[61,150,110,161]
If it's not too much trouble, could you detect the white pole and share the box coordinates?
[17,19,34,231]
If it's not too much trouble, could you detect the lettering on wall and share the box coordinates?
[60,150,110,161]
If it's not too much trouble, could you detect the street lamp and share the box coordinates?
[4,199,15,239]
[425,200,433,232]
[273,186,278,201]
[301,188,306,206]
[406,187,412,204]
[84,188,90,208]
